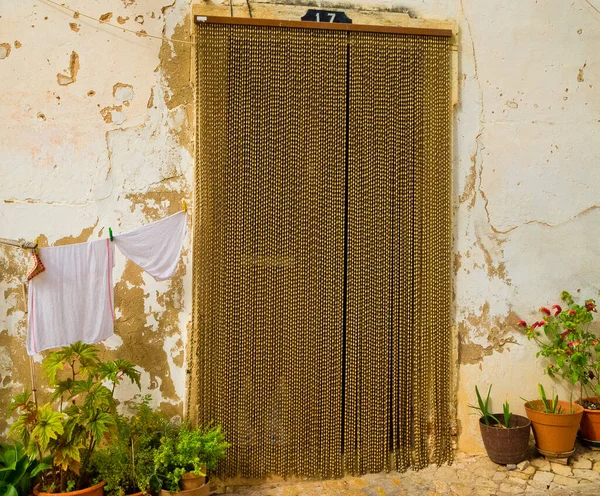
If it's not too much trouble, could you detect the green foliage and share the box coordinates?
[502,399,512,428]
[468,385,499,426]
[522,291,600,398]
[523,384,578,414]
[91,396,166,495]
[0,441,51,496]
[8,342,141,493]
[153,423,230,492]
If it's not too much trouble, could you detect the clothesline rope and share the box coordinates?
[42,0,195,46]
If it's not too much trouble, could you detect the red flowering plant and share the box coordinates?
[520,291,600,409]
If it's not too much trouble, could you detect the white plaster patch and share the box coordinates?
[103,333,124,350]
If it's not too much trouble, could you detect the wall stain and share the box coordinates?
[14,41,22,49]
[100,13,114,23]
[117,16,130,24]
[113,83,134,105]
[125,190,185,221]
[158,16,193,153]
[0,43,12,60]
[457,303,519,365]
[458,154,477,209]
[69,23,80,32]
[56,51,80,86]
[578,62,587,82]
[53,219,98,246]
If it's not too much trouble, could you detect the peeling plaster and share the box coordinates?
[56,51,80,86]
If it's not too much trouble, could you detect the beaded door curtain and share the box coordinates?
[190,22,452,479]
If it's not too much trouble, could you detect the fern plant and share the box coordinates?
[8,342,140,493]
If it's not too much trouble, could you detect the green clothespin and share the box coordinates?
[108,227,113,242]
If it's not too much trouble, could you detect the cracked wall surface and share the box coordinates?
[2,0,600,455]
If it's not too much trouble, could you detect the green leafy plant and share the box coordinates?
[523,384,577,414]
[91,396,166,495]
[520,291,600,401]
[468,385,499,426]
[502,398,512,428]
[8,342,141,493]
[152,422,230,492]
[0,441,51,496]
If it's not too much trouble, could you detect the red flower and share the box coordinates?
[561,330,572,339]
[517,320,527,327]
[586,302,597,312]
[567,340,581,347]
[551,304,562,316]
[565,349,573,355]
[537,320,546,327]
[593,339,599,346]
[531,322,540,330]
[539,306,551,316]
[568,309,577,316]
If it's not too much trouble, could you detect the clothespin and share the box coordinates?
[34,237,39,252]
[182,200,187,214]
[108,227,113,242]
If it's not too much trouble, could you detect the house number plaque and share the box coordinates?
[301,9,352,24]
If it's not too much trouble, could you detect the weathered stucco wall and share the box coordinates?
[2,0,600,456]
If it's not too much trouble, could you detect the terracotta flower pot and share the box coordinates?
[479,414,531,465]
[578,397,600,442]
[159,474,208,496]
[524,400,583,456]
[34,481,106,496]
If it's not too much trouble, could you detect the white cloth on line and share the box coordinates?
[27,239,115,356]
[114,211,187,281]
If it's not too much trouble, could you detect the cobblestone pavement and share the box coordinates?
[211,445,600,495]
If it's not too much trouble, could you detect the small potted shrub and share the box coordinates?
[7,342,141,495]
[91,397,165,495]
[521,291,600,443]
[523,384,583,457]
[151,423,230,496]
[469,385,531,465]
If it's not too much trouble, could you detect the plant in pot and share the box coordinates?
[521,290,600,444]
[151,422,230,496]
[90,396,166,496]
[0,441,52,496]
[468,385,531,465]
[7,342,141,495]
[522,384,583,457]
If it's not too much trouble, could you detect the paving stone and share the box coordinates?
[498,482,526,494]
[434,480,449,493]
[323,479,347,490]
[552,474,579,487]
[473,467,496,479]
[573,468,600,481]
[547,483,570,494]
[448,482,472,496]
[347,478,369,489]
[474,477,497,490]
[517,460,530,471]
[523,466,536,475]
[550,462,573,477]
[507,470,531,481]
[532,470,555,488]
[531,457,552,471]
[280,487,300,496]
[577,482,600,495]
[593,460,600,473]
[492,471,508,482]
[572,457,593,469]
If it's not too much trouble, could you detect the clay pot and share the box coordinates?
[34,481,105,496]
[479,414,531,465]
[578,397,600,442]
[524,400,583,456]
[159,474,208,496]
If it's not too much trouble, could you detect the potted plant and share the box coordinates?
[7,342,141,495]
[0,441,51,496]
[521,291,600,443]
[91,396,165,496]
[151,422,230,496]
[523,384,583,456]
[468,385,531,465]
